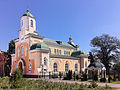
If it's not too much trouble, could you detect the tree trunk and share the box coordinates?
[113,71,116,81]
[108,68,110,83]
[118,73,120,81]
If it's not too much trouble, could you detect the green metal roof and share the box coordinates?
[71,50,88,57]
[30,42,49,50]
[43,38,76,50]
[50,54,79,59]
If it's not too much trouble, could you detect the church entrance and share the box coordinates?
[18,62,23,73]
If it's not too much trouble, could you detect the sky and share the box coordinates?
[0,0,120,53]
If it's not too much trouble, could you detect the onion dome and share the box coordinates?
[22,9,34,18]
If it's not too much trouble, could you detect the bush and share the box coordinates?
[108,77,112,83]
[100,78,106,82]
[88,81,98,88]
[52,73,58,78]
[10,68,23,88]
[0,76,10,89]
[63,70,72,80]
[93,74,98,81]
[59,72,63,80]
[81,73,87,81]
[76,75,79,80]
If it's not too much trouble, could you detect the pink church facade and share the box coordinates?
[11,10,90,77]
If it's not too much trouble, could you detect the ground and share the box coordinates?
[29,78,120,90]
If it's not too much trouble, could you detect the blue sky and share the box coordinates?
[0,0,120,53]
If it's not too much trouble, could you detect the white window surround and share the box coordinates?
[25,47,27,56]
[75,64,78,72]
[31,20,33,27]
[22,47,24,57]
[65,63,69,72]
[29,63,31,72]
[53,63,57,72]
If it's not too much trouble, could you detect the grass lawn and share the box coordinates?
[112,81,120,84]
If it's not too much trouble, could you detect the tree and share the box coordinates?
[8,40,15,55]
[90,34,120,76]
[10,68,23,88]
[6,40,15,76]
[113,62,120,81]
[88,52,95,63]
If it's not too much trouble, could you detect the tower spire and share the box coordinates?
[69,35,72,41]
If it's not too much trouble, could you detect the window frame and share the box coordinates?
[75,64,78,72]
[65,63,69,72]
[30,20,33,27]
[53,63,58,72]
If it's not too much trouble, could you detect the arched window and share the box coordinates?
[75,64,78,72]
[59,50,61,55]
[18,48,20,57]
[57,49,59,55]
[53,63,57,72]
[44,57,47,66]
[22,47,24,56]
[25,47,27,56]
[54,49,56,54]
[29,64,31,72]
[85,61,87,68]
[65,63,69,72]
[31,20,33,27]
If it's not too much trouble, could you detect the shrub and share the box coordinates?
[52,73,58,78]
[76,75,79,80]
[94,74,98,81]
[100,78,106,82]
[10,68,23,88]
[108,76,112,83]
[81,73,87,81]
[88,81,98,88]
[59,72,63,80]
[0,76,10,89]
[63,70,72,80]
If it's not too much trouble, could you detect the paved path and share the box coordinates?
[30,78,120,90]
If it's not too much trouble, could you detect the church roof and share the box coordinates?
[27,33,77,50]
[30,42,49,50]
[71,50,88,57]
[43,38,77,50]
[22,10,34,18]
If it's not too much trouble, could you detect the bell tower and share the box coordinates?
[19,10,37,39]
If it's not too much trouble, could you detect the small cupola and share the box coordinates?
[22,9,34,18]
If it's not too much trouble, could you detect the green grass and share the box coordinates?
[112,81,120,84]
[0,76,113,90]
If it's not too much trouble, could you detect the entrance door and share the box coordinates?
[19,62,23,73]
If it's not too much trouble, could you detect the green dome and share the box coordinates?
[22,10,34,18]
[30,42,49,50]
[71,50,88,57]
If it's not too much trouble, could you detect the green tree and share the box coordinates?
[6,40,15,76]
[8,40,15,54]
[88,52,95,63]
[10,68,23,88]
[90,34,120,77]
[113,62,120,81]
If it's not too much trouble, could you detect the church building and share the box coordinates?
[11,10,89,77]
